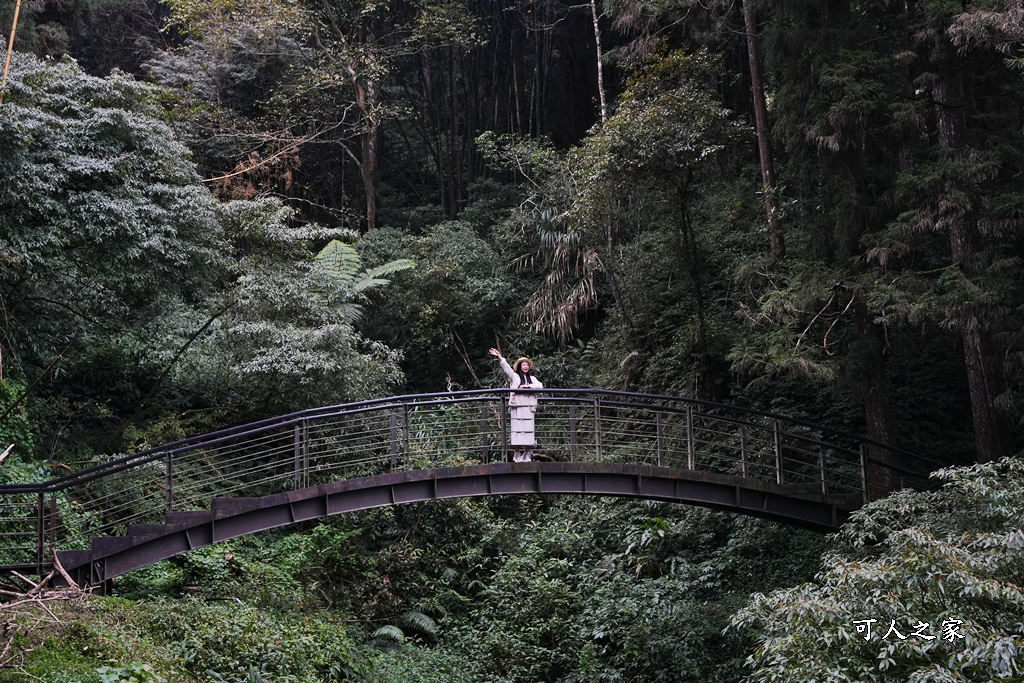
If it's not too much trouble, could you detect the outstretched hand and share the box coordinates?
[488,348,502,359]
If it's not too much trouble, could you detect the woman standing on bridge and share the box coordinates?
[489,348,543,462]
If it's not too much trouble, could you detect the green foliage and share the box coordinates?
[167,200,405,422]
[14,597,190,683]
[96,662,167,683]
[365,644,480,682]
[371,624,407,645]
[600,50,745,177]
[358,222,521,390]
[0,52,236,457]
[576,572,742,683]
[479,51,746,404]
[139,596,355,681]
[0,53,227,354]
[731,458,1024,683]
[742,0,1024,460]
[0,379,33,459]
[9,1,1024,682]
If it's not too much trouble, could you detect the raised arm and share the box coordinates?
[489,348,519,387]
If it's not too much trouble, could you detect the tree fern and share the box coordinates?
[313,239,416,318]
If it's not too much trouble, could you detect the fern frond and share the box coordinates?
[335,302,365,321]
[363,258,417,280]
[401,610,438,638]
[314,239,361,283]
[351,278,389,294]
[372,624,406,643]
[352,259,416,293]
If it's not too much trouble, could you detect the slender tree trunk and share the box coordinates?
[934,39,1011,463]
[361,95,378,230]
[673,171,717,398]
[463,50,475,187]
[350,30,379,231]
[590,0,607,124]
[742,0,784,260]
[448,47,458,217]
[419,55,448,209]
[512,24,523,133]
[1,0,23,105]
[318,2,376,229]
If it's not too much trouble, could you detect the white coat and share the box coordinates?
[499,358,543,447]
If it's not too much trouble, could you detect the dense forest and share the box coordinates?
[1,0,1023,681]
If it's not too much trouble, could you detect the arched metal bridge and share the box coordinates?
[0,389,938,588]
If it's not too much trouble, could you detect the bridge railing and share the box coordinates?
[0,389,939,574]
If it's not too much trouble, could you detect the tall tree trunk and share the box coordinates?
[361,94,378,231]
[742,0,784,260]
[448,47,458,217]
[855,303,899,495]
[350,30,379,231]
[934,38,1011,463]
[590,0,607,124]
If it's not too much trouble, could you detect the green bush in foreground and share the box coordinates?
[731,458,1024,683]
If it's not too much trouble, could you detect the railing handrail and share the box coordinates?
[0,388,939,495]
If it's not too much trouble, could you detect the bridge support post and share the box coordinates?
[656,412,664,467]
[685,405,694,470]
[480,406,489,464]
[819,445,827,495]
[860,443,869,504]
[294,421,308,488]
[48,493,56,562]
[500,396,508,462]
[569,405,578,462]
[36,491,44,575]
[594,396,602,462]
[390,414,399,470]
[165,452,173,514]
[403,406,410,458]
[740,426,748,478]
[774,420,784,485]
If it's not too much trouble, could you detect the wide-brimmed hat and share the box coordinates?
[514,357,534,372]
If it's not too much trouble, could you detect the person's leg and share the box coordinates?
[511,407,530,462]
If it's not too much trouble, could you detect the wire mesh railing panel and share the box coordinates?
[401,400,490,468]
[593,406,660,466]
[533,400,576,460]
[657,411,691,470]
[822,448,863,495]
[741,422,782,481]
[55,452,170,548]
[774,428,862,496]
[0,492,41,567]
[170,427,298,507]
[689,410,749,476]
[305,410,395,482]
